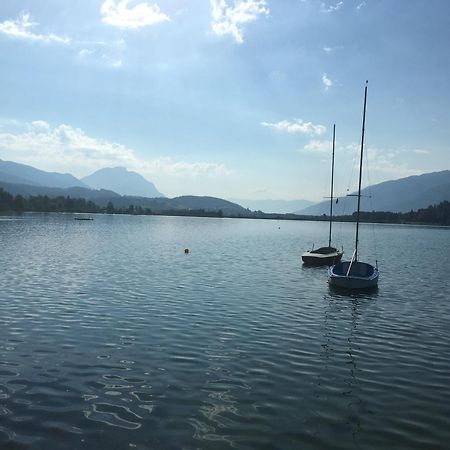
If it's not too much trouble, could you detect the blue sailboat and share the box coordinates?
[328,82,379,290]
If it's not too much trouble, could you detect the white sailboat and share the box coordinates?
[302,124,343,266]
[328,82,379,290]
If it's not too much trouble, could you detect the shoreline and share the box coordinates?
[2,209,449,228]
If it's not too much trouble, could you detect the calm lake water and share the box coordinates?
[1,213,449,449]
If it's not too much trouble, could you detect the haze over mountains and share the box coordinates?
[0,159,246,215]
[0,159,449,215]
[0,159,88,189]
[0,159,161,196]
[230,199,314,214]
[81,167,164,198]
[297,170,450,215]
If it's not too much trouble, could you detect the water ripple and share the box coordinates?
[0,215,449,449]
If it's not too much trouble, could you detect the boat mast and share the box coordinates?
[328,124,336,248]
[355,81,368,261]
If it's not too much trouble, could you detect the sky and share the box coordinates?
[0,0,449,201]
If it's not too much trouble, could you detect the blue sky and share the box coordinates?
[0,0,448,201]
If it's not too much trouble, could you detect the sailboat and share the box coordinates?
[302,124,343,266]
[328,81,379,290]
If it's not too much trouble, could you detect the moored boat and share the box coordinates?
[329,81,379,290]
[302,246,343,266]
[329,257,378,290]
[302,124,343,266]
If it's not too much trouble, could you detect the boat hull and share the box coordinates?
[328,261,378,290]
[302,247,343,266]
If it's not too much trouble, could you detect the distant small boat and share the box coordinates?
[74,216,93,221]
[329,81,379,290]
[302,124,343,266]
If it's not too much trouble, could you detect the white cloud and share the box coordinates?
[321,1,343,13]
[356,2,366,10]
[210,0,269,44]
[0,120,232,179]
[78,48,95,57]
[323,45,343,53]
[339,144,428,188]
[146,158,232,177]
[77,39,125,69]
[322,73,333,91]
[365,147,424,179]
[101,0,169,29]
[29,120,51,132]
[0,13,70,44]
[261,119,326,136]
[303,140,332,153]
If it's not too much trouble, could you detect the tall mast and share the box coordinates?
[328,124,336,248]
[355,81,368,261]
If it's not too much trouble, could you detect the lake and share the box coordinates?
[1,213,449,449]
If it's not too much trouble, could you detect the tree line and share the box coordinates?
[0,188,449,225]
[0,189,223,217]
[332,201,450,226]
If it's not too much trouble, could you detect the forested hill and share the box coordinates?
[0,188,247,216]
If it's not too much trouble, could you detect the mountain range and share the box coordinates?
[0,159,449,215]
[0,159,87,188]
[297,170,450,215]
[0,159,246,215]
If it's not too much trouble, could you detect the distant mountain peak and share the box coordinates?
[0,159,88,189]
[81,167,164,198]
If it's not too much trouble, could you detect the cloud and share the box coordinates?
[101,0,169,29]
[0,13,70,44]
[322,73,333,91]
[147,158,232,177]
[210,0,269,44]
[365,147,425,179]
[303,140,332,153]
[261,119,326,136]
[0,12,124,68]
[321,1,343,13]
[356,2,366,10]
[78,48,95,57]
[0,120,232,179]
[28,120,51,132]
[323,45,344,53]
[77,39,125,69]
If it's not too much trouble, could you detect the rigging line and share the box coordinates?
[363,132,378,263]
[339,141,359,241]
[347,142,360,213]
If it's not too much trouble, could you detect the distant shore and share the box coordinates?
[1,208,449,228]
[1,188,449,226]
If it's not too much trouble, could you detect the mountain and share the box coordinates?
[0,159,88,188]
[296,170,450,215]
[0,181,120,202]
[0,181,246,215]
[169,196,246,215]
[230,199,314,214]
[82,167,164,198]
